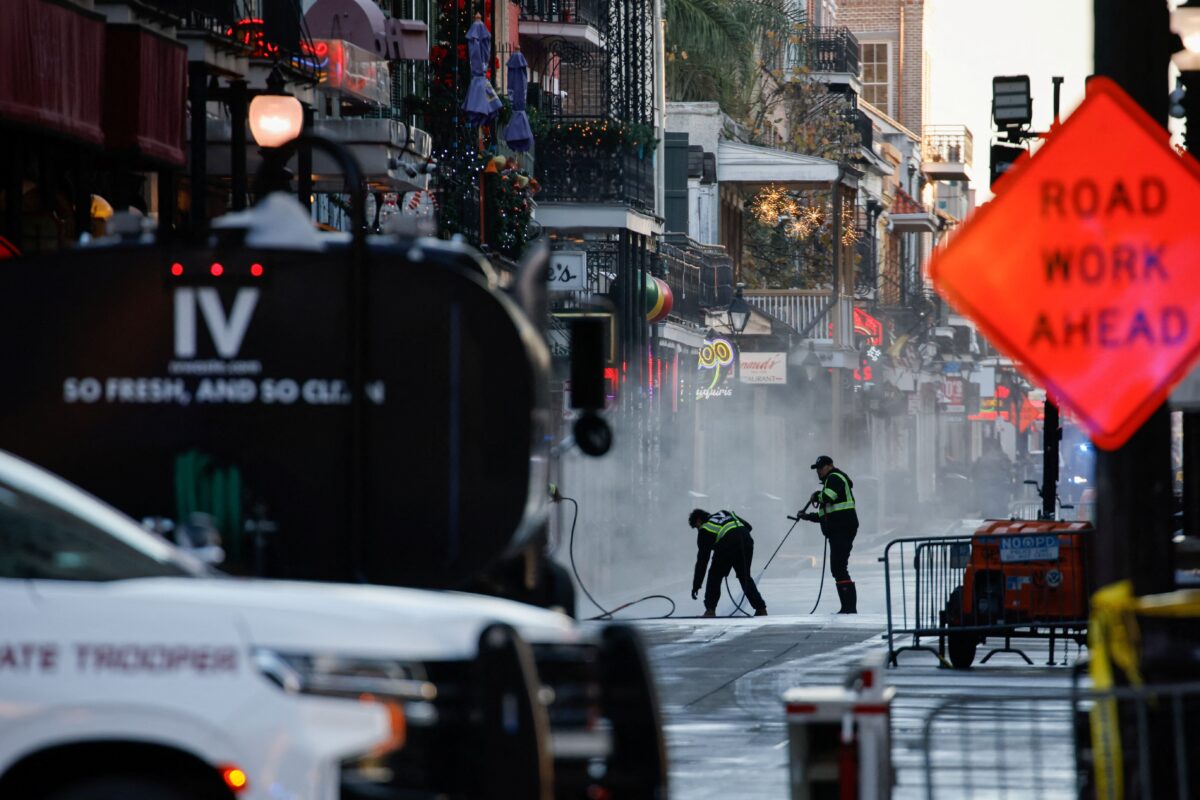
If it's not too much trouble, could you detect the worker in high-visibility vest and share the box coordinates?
[688,509,767,618]
[799,455,858,613]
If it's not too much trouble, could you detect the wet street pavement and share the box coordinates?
[628,545,1084,799]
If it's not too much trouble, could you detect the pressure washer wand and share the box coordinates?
[727,501,820,616]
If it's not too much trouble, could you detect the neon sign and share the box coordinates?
[853,307,883,346]
[227,18,279,58]
[697,337,735,399]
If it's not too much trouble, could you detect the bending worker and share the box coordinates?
[799,455,858,614]
[688,508,767,618]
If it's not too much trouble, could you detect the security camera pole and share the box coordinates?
[1092,0,1175,593]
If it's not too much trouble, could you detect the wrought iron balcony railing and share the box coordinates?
[520,0,606,31]
[922,125,974,167]
[535,129,655,212]
[786,26,860,77]
[657,236,733,322]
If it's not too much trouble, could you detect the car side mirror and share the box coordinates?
[570,315,612,457]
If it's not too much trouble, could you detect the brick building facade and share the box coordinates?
[838,0,928,136]
[805,0,840,26]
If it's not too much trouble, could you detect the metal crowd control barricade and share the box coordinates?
[918,680,1200,799]
[882,521,1093,668]
[784,654,895,800]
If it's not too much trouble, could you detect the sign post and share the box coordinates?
[1093,0,1175,595]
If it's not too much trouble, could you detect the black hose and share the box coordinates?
[562,495,677,621]
[809,536,828,614]
[726,514,803,616]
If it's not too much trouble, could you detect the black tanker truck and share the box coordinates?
[0,209,665,799]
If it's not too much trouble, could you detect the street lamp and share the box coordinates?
[802,341,823,382]
[727,283,751,335]
[249,69,304,148]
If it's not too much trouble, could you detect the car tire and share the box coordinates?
[46,776,191,800]
[946,632,977,670]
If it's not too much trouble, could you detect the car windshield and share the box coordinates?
[0,479,204,581]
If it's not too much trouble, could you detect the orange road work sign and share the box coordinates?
[929,77,1200,450]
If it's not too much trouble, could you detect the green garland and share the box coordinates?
[479,153,536,258]
[531,111,659,158]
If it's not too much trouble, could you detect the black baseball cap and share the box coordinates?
[810,455,833,469]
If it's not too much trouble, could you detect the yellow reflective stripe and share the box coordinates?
[830,472,855,501]
[819,473,855,514]
[702,513,743,542]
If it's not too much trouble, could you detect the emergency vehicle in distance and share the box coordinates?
[0,203,667,798]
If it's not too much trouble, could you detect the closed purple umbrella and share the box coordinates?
[463,14,502,126]
[503,50,533,152]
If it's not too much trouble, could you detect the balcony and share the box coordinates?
[203,117,433,194]
[520,0,606,49]
[889,188,939,234]
[744,290,834,340]
[922,125,974,182]
[658,235,733,323]
[786,26,860,92]
[535,132,655,214]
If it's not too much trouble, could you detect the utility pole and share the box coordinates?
[1042,77,1065,520]
[1179,2,1200,543]
[831,172,843,455]
[1092,0,1175,594]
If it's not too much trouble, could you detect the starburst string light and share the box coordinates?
[841,201,860,246]
[751,184,788,225]
[751,184,830,240]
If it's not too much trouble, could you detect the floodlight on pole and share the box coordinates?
[992,75,1032,128]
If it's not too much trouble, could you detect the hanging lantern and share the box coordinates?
[641,273,660,319]
[648,278,676,321]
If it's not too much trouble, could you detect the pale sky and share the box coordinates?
[925,0,1094,201]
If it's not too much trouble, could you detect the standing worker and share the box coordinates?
[688,509,768,618]
[799,455,858,614]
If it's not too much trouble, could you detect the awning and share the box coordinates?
[0,0,105,144]
[716,140,841,190]
[104,26,188,166]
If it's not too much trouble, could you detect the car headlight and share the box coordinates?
[252,648,438,705]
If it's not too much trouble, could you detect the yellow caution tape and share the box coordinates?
[1088,583,1200,800]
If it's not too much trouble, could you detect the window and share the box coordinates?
[861,42,890,114]
[0,482,197,581]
